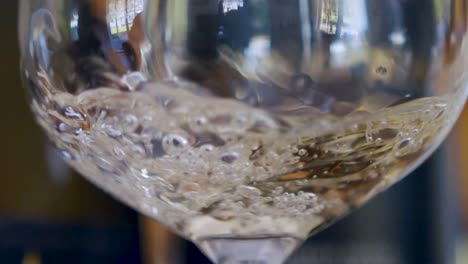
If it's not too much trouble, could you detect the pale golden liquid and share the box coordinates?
[29,78,464,241]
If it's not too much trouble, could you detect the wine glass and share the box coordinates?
[19,0,467,263]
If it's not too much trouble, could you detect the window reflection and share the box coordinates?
[107,0,144,36]
[222,0,244,14]
[341,0,367,38]
[318,0,367,37]
[319,0,339,35]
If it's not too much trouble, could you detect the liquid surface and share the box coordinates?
[31,79,464,241]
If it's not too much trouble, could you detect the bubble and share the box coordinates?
[103,124,123,137]
[56,123,68,133]
[394,138,417,157]
[376,66,388,75]
[192,131,226,147]
[63,105,86,121]
[221,153,239,164]
[200,144,215,152]
[237,185,262,198]
[291,146,299,154]
[194,116,208,126]
[59,149,74,160]
[139,168,152,179]
[123,114,139,132]
[55,121,82,135]
[272,186,284,195]
[300,192,317,200]
[162,134,188,154]
[298,149,308,156]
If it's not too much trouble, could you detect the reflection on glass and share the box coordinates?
[319,0,367,38]
[342,0,367,38]
[107,0,144,36]
[319,0,339,34]
[70,9,79,41]
[222,0,245,14]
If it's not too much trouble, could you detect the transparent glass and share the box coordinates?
[19,0,468,263]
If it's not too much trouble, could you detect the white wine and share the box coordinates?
[31,79,464,242]
[19,0,468,262]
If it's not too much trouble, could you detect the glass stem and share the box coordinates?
[196,236,302,264]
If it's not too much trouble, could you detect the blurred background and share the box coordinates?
[2,1,468,264]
